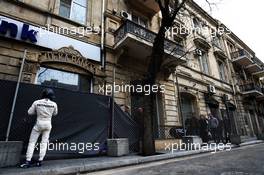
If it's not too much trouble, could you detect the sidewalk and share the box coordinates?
[1,140,263,175]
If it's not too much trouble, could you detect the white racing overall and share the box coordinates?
[26,98,58,161]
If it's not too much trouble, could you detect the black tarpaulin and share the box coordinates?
[113,103,139,152]
[0,80,139,158]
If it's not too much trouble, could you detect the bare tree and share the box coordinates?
[141,0,187,156]
[141,0,215,156]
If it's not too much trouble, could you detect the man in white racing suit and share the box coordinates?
[20,88,58,168]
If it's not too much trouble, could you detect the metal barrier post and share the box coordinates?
[5,49,27,141]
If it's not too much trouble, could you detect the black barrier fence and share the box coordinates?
[0,79,139,159]
[113,103,140,152]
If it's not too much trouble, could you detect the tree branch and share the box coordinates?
[170,0,188,25]
[157,0,166,15]
[204,0,218,13]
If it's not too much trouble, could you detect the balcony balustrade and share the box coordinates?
[114,20,186,68]
[231,49,253,67]
[239,81,263,96]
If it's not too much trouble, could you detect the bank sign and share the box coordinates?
[0,16,100,62]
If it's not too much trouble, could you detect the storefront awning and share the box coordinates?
[205,94,219,108]
[227,102,236,111]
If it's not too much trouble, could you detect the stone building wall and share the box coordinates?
[0,0,262,139]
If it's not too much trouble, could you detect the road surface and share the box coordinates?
[84,144,264,175]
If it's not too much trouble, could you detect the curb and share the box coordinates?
[1,140,263,175]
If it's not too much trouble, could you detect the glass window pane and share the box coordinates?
[193,18,200,28]
[36,67,91,93]
[37,67,79,91]
[71,3,86,24]
[59,0,72,18]
[198,56,203,72]
[74,0,87,6]
[203,62,208,74]
[61,0,72,4]
[218,61,226,81]
[202,54,209,74]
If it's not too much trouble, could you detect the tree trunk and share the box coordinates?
[142,93,156,156]
[141,26,167,156]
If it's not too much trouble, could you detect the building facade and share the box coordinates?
[0,0,104,94]
[0,0,263,148]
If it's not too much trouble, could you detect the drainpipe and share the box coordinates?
[174,69,185,136]
[222,36,237,101]
[242,68,247,81]
[101,0,105,68]
[155,93,161,138]
[110,66,116,139]
[223,36,240,134]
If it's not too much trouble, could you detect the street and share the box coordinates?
[84,144,264,175]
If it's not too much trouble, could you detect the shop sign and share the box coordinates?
[0,15,100,62]
[0,20,38,43]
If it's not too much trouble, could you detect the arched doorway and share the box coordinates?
[180,92,199,135]
[36,66,92,93]
[23,47,104,93]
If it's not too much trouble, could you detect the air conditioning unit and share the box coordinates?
[120,10,132,20]
[208,85,216,94]
[194,49,202,56]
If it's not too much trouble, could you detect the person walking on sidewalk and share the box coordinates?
[135,107,144,154]
[199,115,209,143]
[20,88,58,168]
[208,114,219,143]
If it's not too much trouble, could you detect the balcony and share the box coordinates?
[127,0,160,16]
[193,30,211,50]
[245,63,262,74]
[239,81,263,96]
[257,88,264,101]
[114,20,186,68]
[253,70,264,78]
[212,40,227,59]
[231,49,253,67]
[252,57,264,77]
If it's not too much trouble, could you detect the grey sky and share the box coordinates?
[195,0,264,61]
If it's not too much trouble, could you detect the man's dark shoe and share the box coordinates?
[20,161,31,168]
[36,161,42,167]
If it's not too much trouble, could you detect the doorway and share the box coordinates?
[249,110,259,136]
[180,92,199,135]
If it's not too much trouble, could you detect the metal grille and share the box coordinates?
[114,20,185,56]
[155,125,184,140]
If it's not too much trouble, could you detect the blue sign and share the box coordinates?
[0,20,37,43]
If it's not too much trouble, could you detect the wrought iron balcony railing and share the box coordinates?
[252,57,264,68]
[239,82,262,93]
[231,49,251,60]
[114,20,185,57]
